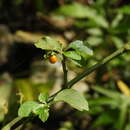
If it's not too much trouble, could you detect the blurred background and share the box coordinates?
[0,0,130,130]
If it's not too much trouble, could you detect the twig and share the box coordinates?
[62,56,68,88]
[2,117,23,130]
[66,43,130,88]
[48,56,68,102]
[3,43,130,129]
[49,43,130,100]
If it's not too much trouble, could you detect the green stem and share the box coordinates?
[116,103,128,130]
[48,56,68,102]
[49,43,130,101]
[2,116,34,130]
[3,43,130,129]
[62,56,68,88]
[2,117,23,130]
[66,44,130,88]
[48,88,64,102]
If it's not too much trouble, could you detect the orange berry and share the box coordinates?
[49,55,58,64]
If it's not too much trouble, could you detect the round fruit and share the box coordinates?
[49,55,58,64]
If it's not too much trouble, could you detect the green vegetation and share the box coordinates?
[0,0,130,130]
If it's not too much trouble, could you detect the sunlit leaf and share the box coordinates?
[38,93,48,103]
[87,36,103,46]
[87,28,103,36]
[34,36,63,53]
[63,51,81,60]
[18,101,38,117]
[117,80,130,97]
[54,89,89,111]
[55,3,108,28]
[111,14,123,28]
[33,104,49,122]
[67,40,93,58]
[111,36,123,49]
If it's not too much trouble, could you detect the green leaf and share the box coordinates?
[116,103,128,130]
[38,93,48,103]
[87,106,103,115]
[33,104,49,122]
[55,3,108,28]
[92,113,114,128]
[64,40,93,67]
[125,124,130,130]
[18,101,38,117]
[39,108,49,122]
[110,36,123,49]
[89,97,118,107]
[87,36,103,46]
[63,51,81,60]
[117,6,130,15]
[87,28,103,36]
[110,23,130,34]
[111,14,123,28]
[67,40,93,58]
[55,2,91,18]
[71,57,87,67]
[34,36,63,53]
[92,86,121,99]
[54,89,89,111]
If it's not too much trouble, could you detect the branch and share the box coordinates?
[66,43,130,88]
[2,117,23,130]
[61,56,68,88]
[49,42,130,101]
[3,43,130,129]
